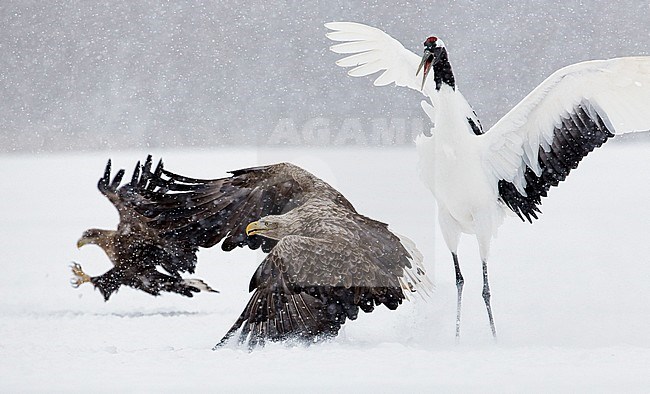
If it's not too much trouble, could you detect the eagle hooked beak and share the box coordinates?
[246,221,263,236]
[416,46,442,91]
[246,220,278,237]
[77,237,89,249]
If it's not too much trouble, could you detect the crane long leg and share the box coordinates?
[452,252,464,341]
[482,258,497,340]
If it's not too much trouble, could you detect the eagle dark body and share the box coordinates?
[84,227,199,300]
[73,160,216,300]
[131,159,429,349]
[224,200,412,347]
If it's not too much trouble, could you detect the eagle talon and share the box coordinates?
[70,262,91,288]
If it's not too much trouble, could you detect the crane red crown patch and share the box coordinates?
[424,36,438,46]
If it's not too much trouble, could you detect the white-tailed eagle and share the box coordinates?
[72,159,217,300]
[133,157,432,348]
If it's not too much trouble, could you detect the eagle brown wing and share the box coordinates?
[98,159,203,275]
[216,233,413,348]
[78,160,219,300]
[131,157,354,252]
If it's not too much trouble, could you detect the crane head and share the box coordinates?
[416,36,445,91]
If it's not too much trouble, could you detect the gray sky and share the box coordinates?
[1,0,649,152]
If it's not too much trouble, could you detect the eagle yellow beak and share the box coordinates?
[76,238,89,249]
[246,221,262,236]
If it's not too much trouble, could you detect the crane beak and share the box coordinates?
[417,47,443,91]
[416,49,434,91]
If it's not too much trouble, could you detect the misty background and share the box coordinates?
[1,0,649,152]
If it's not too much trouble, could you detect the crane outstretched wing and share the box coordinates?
[483,57,650,221]
[326,22,434,96]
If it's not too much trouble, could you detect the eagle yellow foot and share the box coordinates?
[70,262,91,288]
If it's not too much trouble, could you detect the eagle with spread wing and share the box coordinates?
[72,159,217,300]
[131,156,432,348]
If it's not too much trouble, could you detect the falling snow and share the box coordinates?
[1,1,650,391]
[1,1,649,152]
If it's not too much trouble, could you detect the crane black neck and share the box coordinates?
[433,48,455,91]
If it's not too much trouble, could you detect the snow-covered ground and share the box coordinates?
[1,143,649,391]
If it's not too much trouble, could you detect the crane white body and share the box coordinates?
[417,84,504,258]
[326,21,650,339]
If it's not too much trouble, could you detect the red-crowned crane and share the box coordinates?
[326,21,650,340]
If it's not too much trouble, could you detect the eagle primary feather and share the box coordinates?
[72,159,218,300]
[132,158,432,349]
